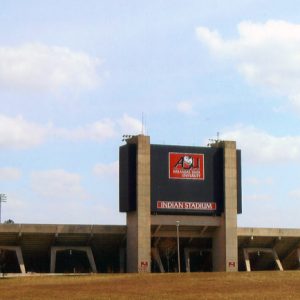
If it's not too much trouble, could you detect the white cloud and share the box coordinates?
[31,169,88,201]
[118,114,143,135]
[0,167,21,181]
[0,114,48,149]
[56,114,143,141]
[0,114,144,149]
[220,125,300,163]
[55,119,117,142]
[4,192,125,224]
[289,189,300,199]
[93,161,119,178]
[196,20,300,110]
[0,43,101,91]
[176,101,194,115]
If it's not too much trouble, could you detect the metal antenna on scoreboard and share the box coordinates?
[207,131,221,146]
[141,112,147,135]
[0,194,7,224]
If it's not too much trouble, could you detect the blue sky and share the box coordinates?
[1,1,300,227]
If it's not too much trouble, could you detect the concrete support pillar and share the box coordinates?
[243,249,251,272]
[212,141,238,271]
[50,247,56,273]
[15,247,26,274]
[126,135,151,272]
[86,247,97,273]
[0,246,26,274]
[119,248,125,273]
[273,249,284,271]
[151,248,165,273]
[184,248,191,273]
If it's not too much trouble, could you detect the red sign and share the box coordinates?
[140,261,149,272]
[157,201,216,211]
[228,261,236,268]
[169,152,204,180]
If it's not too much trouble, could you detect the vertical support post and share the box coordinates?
[212,141,238,271]
[151,248,165,273]
[0,194,7,224]
[176,220,181,273]
[86,248,97,273]
[273,249,283,271]
[119,248,125,273]
[15,247,26,274]
[243,249,251,272]
[184,248,190,272]
[50,248,57,273]
[126,135,151,272]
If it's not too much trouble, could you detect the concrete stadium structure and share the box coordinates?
[1,134,300,274]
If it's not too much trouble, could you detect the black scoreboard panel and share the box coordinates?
[119,143,242,215]
[150,145,224,215]
[119,144,136,212]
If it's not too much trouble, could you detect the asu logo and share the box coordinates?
[175,155,196,169]
[169,152,204,180]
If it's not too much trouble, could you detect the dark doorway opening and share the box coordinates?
[0,250,20,273]
[248,252,279,271]
[189,250,212,272]
[55,250,91,273]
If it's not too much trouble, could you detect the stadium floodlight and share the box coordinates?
[176,220,181,273]
[122,134,133,142]
[0,194,7,224]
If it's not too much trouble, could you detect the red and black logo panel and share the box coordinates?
[169,152,204,180]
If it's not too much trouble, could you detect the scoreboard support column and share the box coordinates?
[212,141,238,272]
[126,135,151,272]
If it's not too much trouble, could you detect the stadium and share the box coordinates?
[0,134,300,274]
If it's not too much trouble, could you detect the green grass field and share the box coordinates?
[0,272,300,299]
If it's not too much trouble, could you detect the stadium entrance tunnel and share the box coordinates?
[242,248,283,272]
[0,246,26,274]
[185,248,212,272]
[55,250,91,273]
[0,249,21,273]
[151,237,212,272]
[50,247,97,273]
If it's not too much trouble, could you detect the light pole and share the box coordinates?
[0,194,7,224]
[176,220,181,273]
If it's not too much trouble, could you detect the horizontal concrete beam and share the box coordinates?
[0,224,126,235]
[4,224,300,237]
[238,227,300,238]
[151,215,221,227]
[153,230,213,238]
